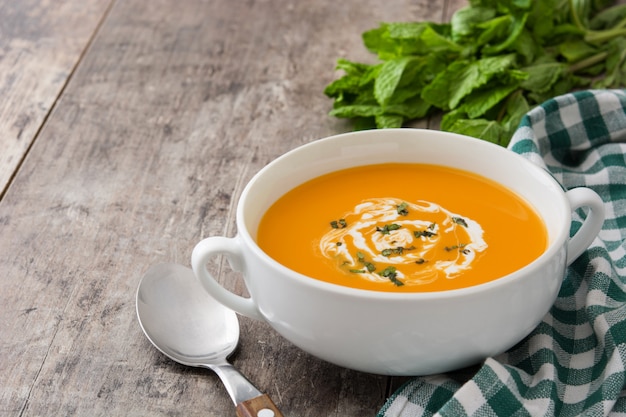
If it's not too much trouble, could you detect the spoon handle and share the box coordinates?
[236,394,283,417]
[209,362,283,416]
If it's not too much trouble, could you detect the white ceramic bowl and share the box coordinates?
[192,128,604,376]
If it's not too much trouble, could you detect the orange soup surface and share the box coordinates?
[256,163,547,292]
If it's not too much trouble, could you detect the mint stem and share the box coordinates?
[567,0,626,45]
[585,27,626,44]
[568,51,609,73]
[617,16,626,30]
[568,0,586,31]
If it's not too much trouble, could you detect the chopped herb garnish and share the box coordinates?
[336,242,342,246]
[414,229,437,238]
[415,258,426,264]
[452,217,468,227]
[445,243,467,252]
[396,202,409,216]
[382,246,415,257]
[376,223,401,235]
[391,277,404,286]
[355,252,376,272]
[343,252,377,274]
[380,266,396,277]
[330,219,348,229]
[379,266,403,286]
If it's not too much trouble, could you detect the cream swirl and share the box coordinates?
[319,198,487,286]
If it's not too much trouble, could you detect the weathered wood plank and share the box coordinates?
[0,1,456,416]
[0,0,113,198]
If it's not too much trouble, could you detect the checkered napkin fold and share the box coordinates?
[377,89,626,417]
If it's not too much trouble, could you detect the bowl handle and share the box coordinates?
[191,236,264,320]
[565,187,605,266]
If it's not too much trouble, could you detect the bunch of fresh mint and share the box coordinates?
[324,0,626,146]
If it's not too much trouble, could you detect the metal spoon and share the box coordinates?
[136,263,282,417]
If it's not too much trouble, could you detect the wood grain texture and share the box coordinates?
[0,0,112,198]
[236,394,282,417]
[0,0,462,416]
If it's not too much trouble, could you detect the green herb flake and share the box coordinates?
[452,217,468,227]
[379,266,404,286]
[380,266,397,277]
[376,223,402,235]
[414,229,437,238]
[415,258,426,264]
[330,219,348,229]
[396,202,409,216]
[350,269,366,274]
[382,246,416,257]
[445,243,468,252]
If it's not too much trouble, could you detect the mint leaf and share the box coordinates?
[387,21,452,39]
[451,6,497,43]
[589,4,626,29]
[476,15,513,47]
[419,25,463,53]
[461,81,521,118]
[376,114,404,128]
[527,72,590,104]
[441,108,468,131]
[329,105,382,118]
[363,24,425,59]
[385,21,432,39]
[558,40,599,62]
[353,117,377,130]
[324,74,362,97]
[501,91,530,136]
[422,54,517,109]
[389,56,446,104]
[375,57,414,107]
[511,29,541,64]
[386,96,432,119]
[593,37,626,88]
[481,13,529,55]
[448,119,507,145]
[520,62,567,94]
[469,0,532,11]
[335,58,370,76]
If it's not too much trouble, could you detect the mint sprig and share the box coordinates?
[324,0,626,146]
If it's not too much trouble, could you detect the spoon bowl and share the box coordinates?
[136,263,282,417]
[136,263,239,365]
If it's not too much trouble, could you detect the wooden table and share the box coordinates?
[0,1,464,415]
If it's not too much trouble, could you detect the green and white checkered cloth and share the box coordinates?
[378,89,626,417]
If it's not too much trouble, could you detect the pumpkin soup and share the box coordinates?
[256,163,547,292]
